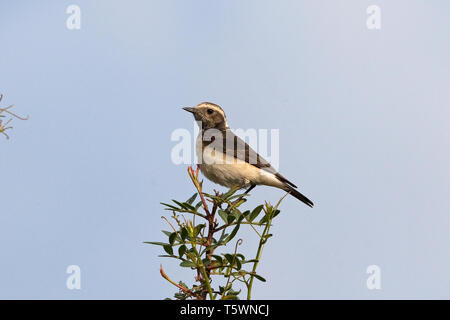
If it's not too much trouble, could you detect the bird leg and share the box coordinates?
[244,184,256,195]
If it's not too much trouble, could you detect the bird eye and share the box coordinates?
[207,109,214,114]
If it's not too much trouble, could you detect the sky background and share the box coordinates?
[0,0,449,299]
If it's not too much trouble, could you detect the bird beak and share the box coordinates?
[182,107,195,114]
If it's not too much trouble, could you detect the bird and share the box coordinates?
[182,102,314,207]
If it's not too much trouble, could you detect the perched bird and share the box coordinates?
[183,102,314,207]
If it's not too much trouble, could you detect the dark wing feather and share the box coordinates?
[274,172,298,188]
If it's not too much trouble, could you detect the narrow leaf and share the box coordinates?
[186,193,197,204]
[218,210,228,224]
[248,205,264,222]
[194,201,202,210]
[143,241,168,246]
[252,273,266,282]
[225,223,240,244]
[160,202,179,210]
[179,261,196,268]
[161,230,172,237]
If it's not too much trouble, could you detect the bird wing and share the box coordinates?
[203,129,298,188]
[227,131,314,207]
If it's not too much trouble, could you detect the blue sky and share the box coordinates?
[0,0,449,299]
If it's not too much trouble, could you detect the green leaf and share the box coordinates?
[228,288,242,296]
[229,271,248,277]
[252,273,266,282]
[163,244,173,255]
[187,247,195,254]
[174,292,186,300]
[161,230,172,237]
[231,198,247,209]
[169,232,177,245]
[227,193,248,201]
[181,228,189,241]
[231,209,242,220]
[218,210,228,224]
[223,294,239,300]
[224,254,234,265]
[241,210,250,218]
[178,245,187,257]
[258,209,273,224]
[172,200,195,211]
[212,255,223,264]
[179,261,196,268]
[235,258,242,270]
[224,223,240,244]
[259,207,281,224]
[223,254,242,270]
[272,209,281,218]
[242,259,259,264]
[236,253,245,260]
[221,187,241,200]
[172,200,184,207]
[218,232,229,244]
[160,202,179,210]
[194,224,206,237]
[186,193,197,204]
[143,241,168,246]
[194,201,202,210]
[183,202,195,210]
[248,205,264,222]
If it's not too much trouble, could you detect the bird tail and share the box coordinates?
[284,185,314,208]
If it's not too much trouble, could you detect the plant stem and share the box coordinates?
[191,245,214,300]
[221,239,242,299]
[247,219,270,300]
[247,195,287,300]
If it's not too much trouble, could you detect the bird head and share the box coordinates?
[183,102,229,130]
